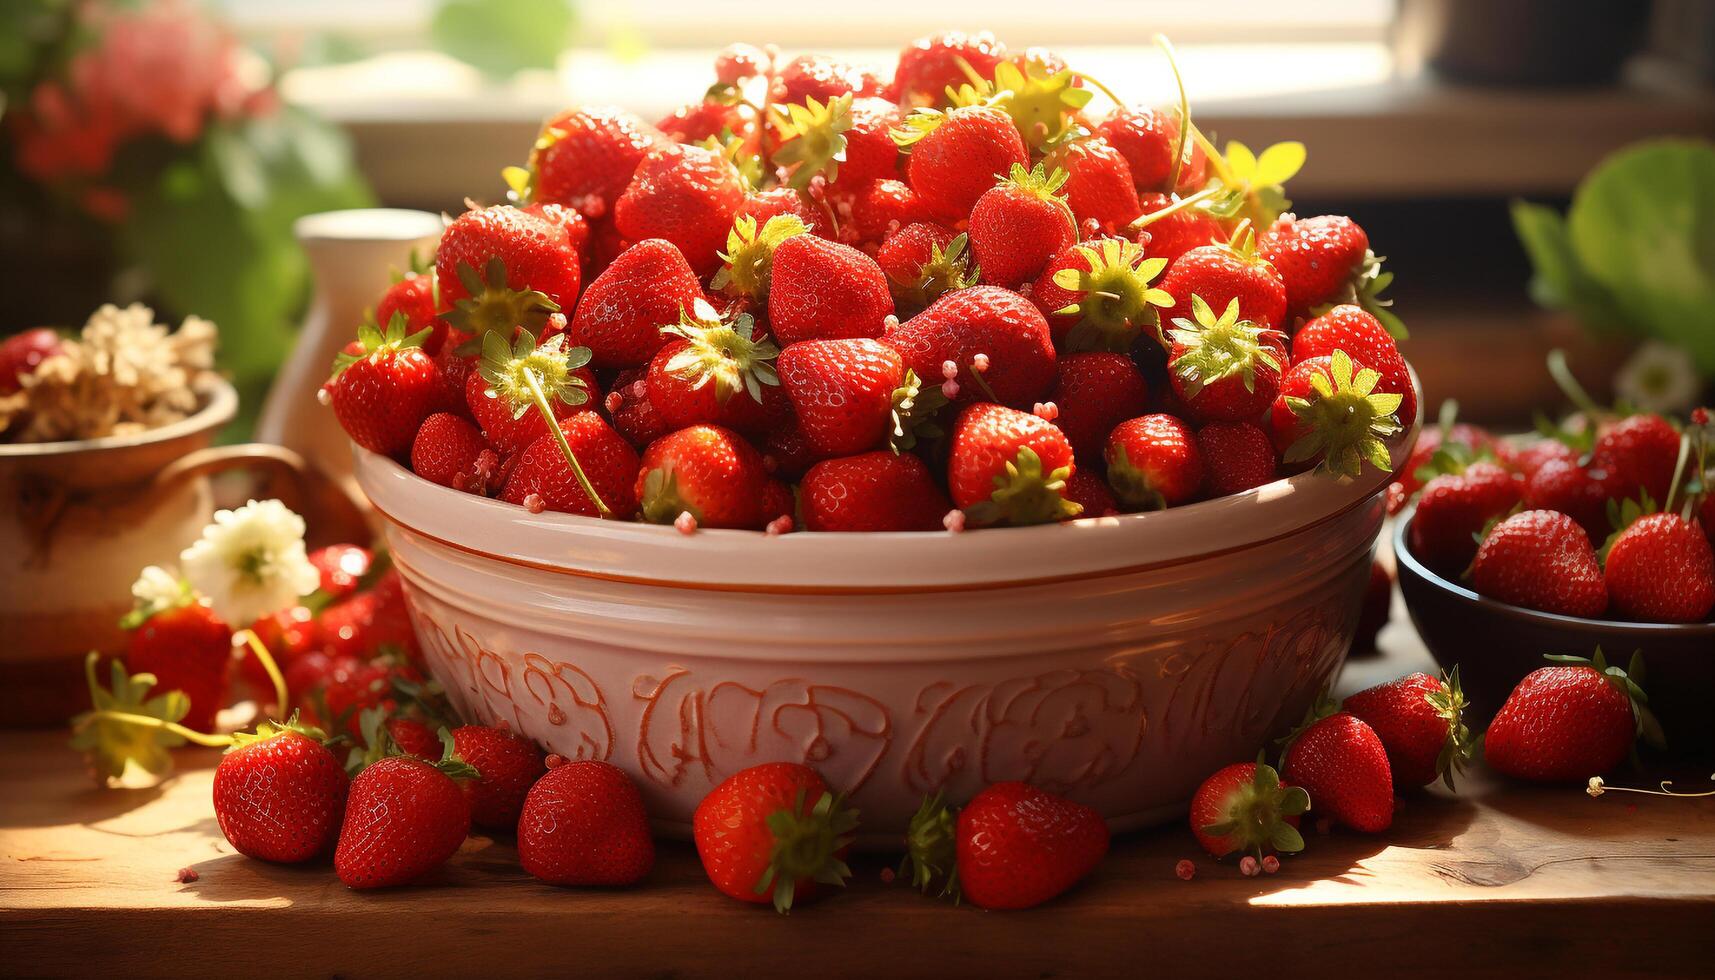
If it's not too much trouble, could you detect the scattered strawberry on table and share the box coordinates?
[322,31,1417,533]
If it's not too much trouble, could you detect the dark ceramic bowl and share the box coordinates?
[1394,511,1715,758]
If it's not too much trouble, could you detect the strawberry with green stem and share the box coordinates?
[948,402,1081,526]
[1344,669,1473,790]
[649,299,780,433]
[1269,350,1404,479]
[1486,649,1664,783]
[876,223,979,314]
[1035,237,1173,353]
[637,424,772,530]
[944,53,1093,151]
[1105,413,1204,511]
[892,104,1028,222]
[335,728,481,889]
[214,713,349,863]
[436,204,581,341]
[966,162,1077,289]
[1260,213,1403,336]
[477,329,609,516]
[121,572,231,734]
[326,313,439,457]
[710,213,808,304]
[1156,223,1289,333]
[770,93,855,190]
[1189,754,1309,859]
[692,762,859,913]
[1167,294,1286,423]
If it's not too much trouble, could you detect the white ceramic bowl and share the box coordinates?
[354,398,1419,840]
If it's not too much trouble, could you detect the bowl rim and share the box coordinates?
[0,376,237,459]
[1394,508,1715,636]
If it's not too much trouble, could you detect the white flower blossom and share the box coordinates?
[1615,341,1700,416]
[179,499,319,626]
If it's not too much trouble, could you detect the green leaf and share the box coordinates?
[1511,199,1629,335]
[429,0,576,80]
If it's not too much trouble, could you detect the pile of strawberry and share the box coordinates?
[325,31,1416,532]
[1400,401,1715,623]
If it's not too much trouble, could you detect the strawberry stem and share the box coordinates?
[234,627,288,712]
[1129,184,1221,231]
[70,710,233,749]
[522,366,610,517]
[1153,34,1191,194]
[1546,349,1607,421]
[1588,774,1715,799]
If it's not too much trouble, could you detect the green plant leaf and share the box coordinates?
[430,0,575,80]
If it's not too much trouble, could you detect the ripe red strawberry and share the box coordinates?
[1197,420,1278,496]
[646,302,778,434]
[1603,512,1715,622]
[776,53,884,106]
[125,596,231,734]
[967,163,1076,288]
[736,188,832,244]
[839,177,934,247]
[213,715,348,863]
[1062,469,1118,518]
[451,724,546,831]
[899,105,1029,221]
[569,238,704,369]
[334,734,478,889]
[387,718,441,760]
[521,106,666,215]
[614,143,745,276]
[518,759,655,886]
[327,316,439,457]
[777,338,905,457]
[801,451,950,532]
[0,327,62,393]
[1157,235,1289,331]
[884,286,1056,408]
[1041,136,1141,234]
[890,30,1007,108]
[692,762,857,912]
[1167,295,1287,423]
[436,205,580,339]
[835,96,906,187]
[500,411,641,519]
[1471,510,1608,617]
[955,781,1109,910]
[1394,420,1508,500]
[1260,213,1397,332]
[656,99,754,148]
[767,234,894,346]
[1032,237,1173,353]
[1105,414,1203,511]
[307,544,372,600]
[948,402,1079,525]
[1406,461,1521,575]
[637,424,771,530]
[606,371,668,449]
[1281,709,1393,832]
[1485,650,1656,782]
[1522,457,1608,542]
[1592,413,1680,507]
[1269,352,1405,479]
[1343,670,1472,789]
[1292,304,1416,428]
[463,365,582,455]
[876,222,978,313]
[1098,106,1204,194]
[374,270,443,355]
[1188,757,1308,859]
[1135,192,1225,265]
[1511,437,1576,480]
[411,412,497,494]
[1048,352,1149,463]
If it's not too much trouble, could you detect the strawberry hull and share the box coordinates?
[349,373,1418,842]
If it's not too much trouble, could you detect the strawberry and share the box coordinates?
[839,177,933,247]
[736,189,831,243]
[709,213,810,306]
[213,715,348,863]
[955,781,1109,910]
[0,327,62,393]
[637,424,771,530]
[767,234,894,346]
[451,724,546,831]
[387,718,441,761]
[411,412,497,494]
[518,106,666,215]
[1062,468,1119,518]
[1157,233,1288,332]
[1485,650,1657,782]
[308,544,372,600]
[691,762,857,912]
[568,238,705,369]
[1292,304,1416,428]
[1188,757,1308,859]
[1394,419,1508,500]
[967,163,1077,288]
[1167,295,1287,423]
[647,301,779,433]
[876,222,978,314]
[1268,352,1405,479]
[1343,670,1472,789]
[801,451,949,532]
[777,338,905,457]
[519,202,591,257]
[1510,437,1576,480]
[123,586,231,734]
[374,270,443,355]
[833,96,906,187]
[1032,237,1173,353]
[1134,192,1226,265]
[1260,213,1401,335]
[606,371,669,449]
[436,204,580,339]
[1406,461,1521,575]
[432,333,478,419]
[334,731,479,889]
[1280,708,1393,833]
[614,143,745,276]
[776,53,884,106]
[1098,106,1204,194]
[500,411,641,519]
[1592,413,1680,507]
[1471,510,1608,617]
[1196,420,1278,496]
[714,43,767,85]
[240,605,319,698]
[890,30,1007,108]
[948,402,1080,526]
[518,759,655,886]
[1522,457,1609,542]
[1041,136,1141,234]
[1048,352,1149,464]
[1105,414,1203,511]
[326,315,439,457]
[1603,512,1715,622]
[656,99,754,148]
[896,105,1029,222]
[465,359,594,455]
[883,286,1057,408]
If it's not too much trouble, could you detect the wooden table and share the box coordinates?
[5,623,1714,978]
